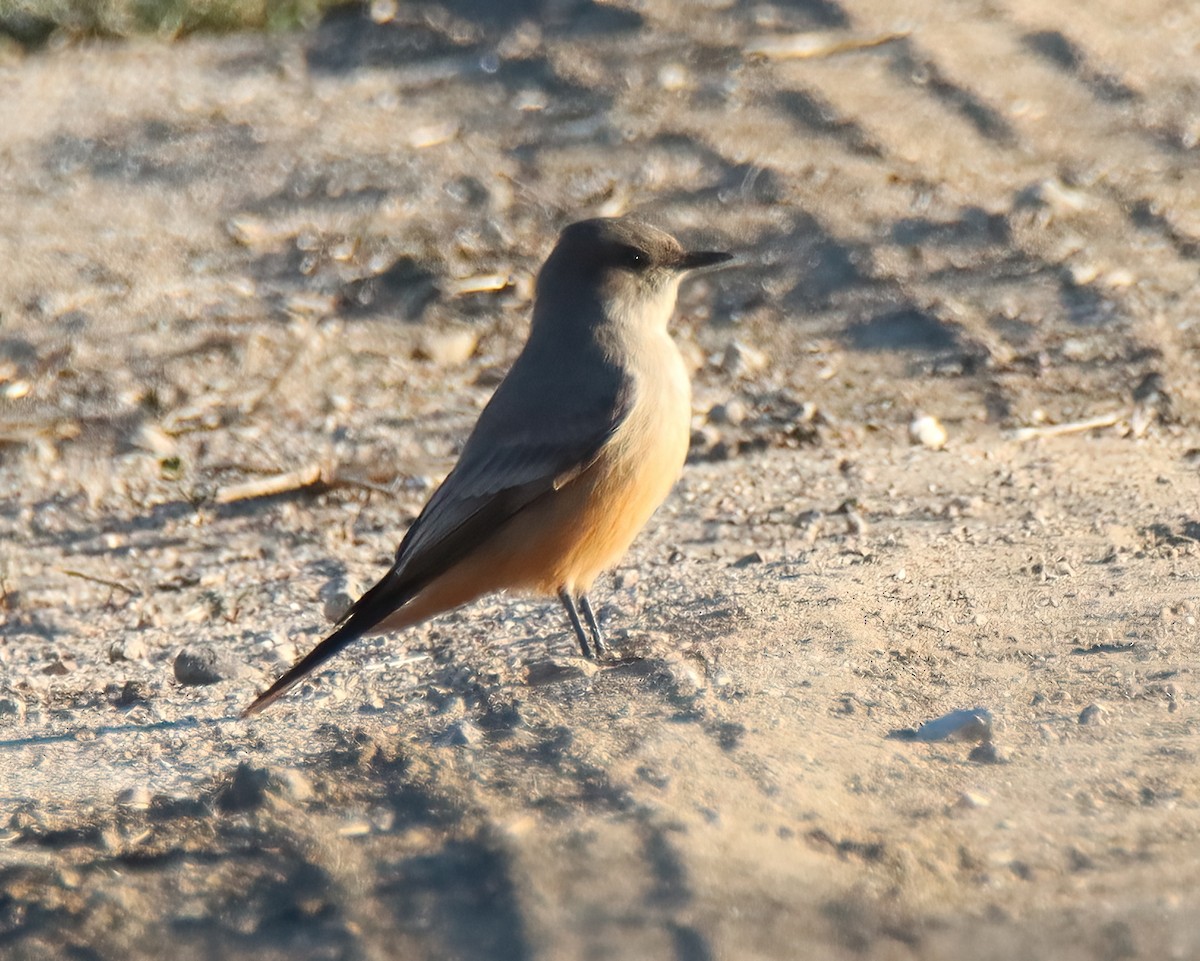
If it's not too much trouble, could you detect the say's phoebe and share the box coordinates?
[243,217,731,715]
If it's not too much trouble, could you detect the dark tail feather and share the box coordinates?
[241,572,413,717]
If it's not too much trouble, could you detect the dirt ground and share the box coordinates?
[3,0,1200,958]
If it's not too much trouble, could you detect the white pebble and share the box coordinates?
[909,414,947,450]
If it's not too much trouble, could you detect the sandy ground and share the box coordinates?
[2,0,1200,958]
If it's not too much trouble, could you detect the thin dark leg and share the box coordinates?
[558,588,592,658]
[578,594,606,656]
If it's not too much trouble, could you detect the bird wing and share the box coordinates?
[390,370,630,591]
[243,341,630,716]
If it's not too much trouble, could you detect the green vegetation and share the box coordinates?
[0,0,354,42]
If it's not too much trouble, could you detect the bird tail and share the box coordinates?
[241,572,416,717]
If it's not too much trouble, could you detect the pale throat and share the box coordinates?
[603,275,683,338]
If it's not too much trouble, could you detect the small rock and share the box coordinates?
[225,214,274,246]
[658,654,706,698]
[174,646,251,686]
[690,424,723,452]
[368,806,396,832]
[116,786,152,810]
[56,868,82,889]
[968,741,1003,764]
[708,399,748,426]
[657,62,689,91]
[1063,262,1100,287]
[111,680,151,707]
[272,768,314,803]
[836,501,869,536]
[319,582,356,624]
[109,636,148,662]
[0,585,20,610]
[731,551,764,568]
[436,720,484,747]
[433,693,467,718]
[721,340,767,378]
[43,655,76,676]
[414,329,478,366]
[955,790,991,810]
[613,569,639,590]
[525,657,599,685]
[1021,177,1090,214]
[264,636,297,668]
[1078,702,1108,726]
[369,0,396,23]
[217,763,272,812]
[914,707,994,744]
[0,696,27,723]
[909,413,947,450]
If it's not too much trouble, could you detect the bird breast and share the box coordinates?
[552,330,692,589]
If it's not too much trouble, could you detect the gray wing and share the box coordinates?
[387,340,631,595]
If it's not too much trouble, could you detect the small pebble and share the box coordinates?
[43,655,76,676]
[174,646,251,686]
[524,658,599,685]
[437,720,484,747]
[721,340,767,378]
[909,414,947,450]
[1063,262,1100,287]
[914,707,993,744]
[217,763,272,812]
[613,569,639,590]
[708,399,748,426]
[415,329,478,366]
[658,62,689,91]
[659,655,706,698]
[0,696,27,723]
[1078,702,1107,726]
[111,680,151,707]
[369,0,396,23]
[272,768,314,803]
[319,581,356,624]
[969,741,1003,764]
[116,786,152,810]
[109,636,147,662]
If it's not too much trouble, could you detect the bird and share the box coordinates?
[243,217,732,715]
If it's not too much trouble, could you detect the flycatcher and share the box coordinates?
[244,217,731,715]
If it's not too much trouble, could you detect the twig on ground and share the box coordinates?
[214,463,330,503]
[59,568,142,596]
[213,462,401,504]
[1008,411,1122,442]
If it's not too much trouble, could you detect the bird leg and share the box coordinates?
[558,588,592,658]
[578,594,606,656]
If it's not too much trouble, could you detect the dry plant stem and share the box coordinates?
[213,463,402,504]
[59,568,142,596]
[214,463,332,504]
[1008,411,1123,442]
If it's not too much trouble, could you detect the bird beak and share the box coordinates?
[677,250,734,272]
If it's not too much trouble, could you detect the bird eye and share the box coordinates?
[620,246,649,270]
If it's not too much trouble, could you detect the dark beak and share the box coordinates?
[677,249,734,272]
